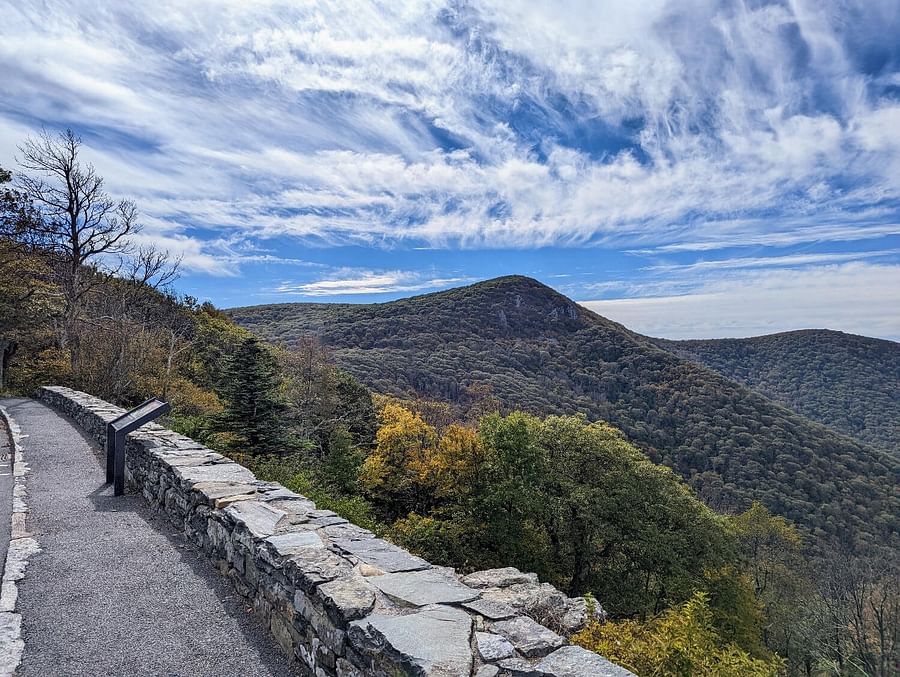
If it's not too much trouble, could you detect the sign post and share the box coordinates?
[106,398,171,496]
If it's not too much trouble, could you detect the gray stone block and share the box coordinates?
[322,523,374,541]
[224,500,287,538]
[349,605,473,676]
[318,575,376,622]
[496,657,545,676]
[475,631,516,661]
[174,463,256,486]
[287,547,355,593]
[265,531,325,560]
[475,666,501,677]
[463,567,540,589]
[536,646,637,676]
[463,597,518,620]
[369,568,480,607]
[491,616,565,658]
[332,538,430,573]
[311,515,349,527]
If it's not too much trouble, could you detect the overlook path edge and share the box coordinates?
[0,397,296,677]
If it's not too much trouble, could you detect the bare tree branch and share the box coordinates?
[12,128,145,370]
[125,245,181,290]
[16,128,139,269]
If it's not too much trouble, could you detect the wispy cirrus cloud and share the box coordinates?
[642,249,900,274]
[3,0,899,256]
[273,270,472,296]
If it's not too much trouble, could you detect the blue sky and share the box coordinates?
[2,0,899,339]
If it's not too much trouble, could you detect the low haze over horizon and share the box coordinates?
[2,1,899,340]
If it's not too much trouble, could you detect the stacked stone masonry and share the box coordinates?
[37,386,636,677]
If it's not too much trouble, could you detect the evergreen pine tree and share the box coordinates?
[218,336,286,454]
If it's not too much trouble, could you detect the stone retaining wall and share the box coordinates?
[37,386,634,677]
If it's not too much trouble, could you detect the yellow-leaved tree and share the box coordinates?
[573,591,783,677]
[360,402,437,518]
[431,423,487,502]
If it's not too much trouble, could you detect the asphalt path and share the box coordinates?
[0,398,297,677]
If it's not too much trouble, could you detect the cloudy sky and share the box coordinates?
[2,1,899,339]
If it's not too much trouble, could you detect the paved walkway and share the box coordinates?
[0,398,296,676]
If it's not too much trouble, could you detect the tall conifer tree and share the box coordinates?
[218,336,286,453]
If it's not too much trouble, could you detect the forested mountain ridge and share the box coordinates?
[655,330,899,453]
[229,276,899,554]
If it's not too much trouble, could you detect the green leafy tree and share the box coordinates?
[0,165,49,389]
[475,411,549,572]
[187,302,249,391]
[702,566,768,658]
[317,425,367,496]
[217,336,287,454]
[389,513,469,567]
[538,415,733,617]
[1,164,40,248]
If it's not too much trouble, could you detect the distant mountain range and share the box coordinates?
[229,276,899,552]
[655,330,899,453]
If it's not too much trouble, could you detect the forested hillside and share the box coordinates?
[5,136,898,675]
[230,276,899,555]
[656,331,899,453]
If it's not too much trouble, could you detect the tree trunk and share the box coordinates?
[162,330,176,400]
[63,266,81,373]
[567,510,592,596]
[0,339,16,391]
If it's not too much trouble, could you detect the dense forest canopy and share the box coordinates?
[229,276,899,557]
[656,330,899,454]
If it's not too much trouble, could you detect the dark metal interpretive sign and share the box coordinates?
[106,397,171,496]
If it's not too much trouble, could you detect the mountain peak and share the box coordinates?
[420,275,560,300]
[405,275,588,335]
[431,275,576,307]
[472,274,548,288]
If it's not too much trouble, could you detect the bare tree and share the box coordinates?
[278,338,375,454]
[156,293,195,401]
[80,245,180,402]
[116,245,182,400]
[843,557,899,677]
[807,550,900,677]
[15,129,139,369]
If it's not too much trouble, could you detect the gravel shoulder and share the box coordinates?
[0,416,13,579]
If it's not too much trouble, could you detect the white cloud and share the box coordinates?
[643,249,900,274]
[274,269,471,296]
[582,262,900,341]
[638,221,900,253]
